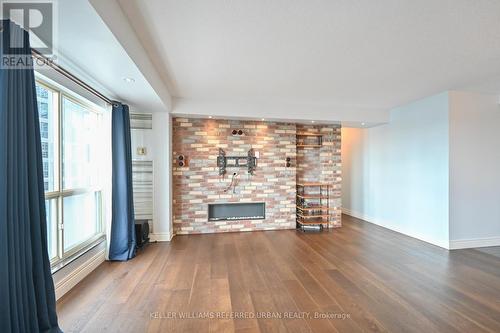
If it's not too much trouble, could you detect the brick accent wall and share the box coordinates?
[173,118,297,234]
[172,117,341,235]
[296,124,342,227]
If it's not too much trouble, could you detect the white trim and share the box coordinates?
[342,208,450,250]
[449,237,500,250]
[341,208,361,219]
[150,232,174,242]
[54,248,106,300]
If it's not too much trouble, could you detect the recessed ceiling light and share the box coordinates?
[311,120,315,123]
[123,77,135,83]
[361,122,366,126]
[208,116,213,119]
[261,118,265,121]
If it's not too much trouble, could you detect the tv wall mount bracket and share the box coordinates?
[217,148,257,176]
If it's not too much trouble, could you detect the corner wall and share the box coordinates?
[449,91,500,248]
[342,92,450,248]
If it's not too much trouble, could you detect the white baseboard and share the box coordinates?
[54,248,106,300]
[449,237,500,250]
[342,208,362,219]
[344,208,500,250]
[342,208,450,250]
[150,232,174,242]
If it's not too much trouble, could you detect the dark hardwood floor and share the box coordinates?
[57,215,500,332]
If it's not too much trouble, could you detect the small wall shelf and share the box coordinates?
[297,194,329,199]
[296,205,329,211]
[298,214,330,218]
[296,183,332,230]
[296,132,323,148]
[296,133,322,136]
[296,219,327,225]
[296,144,322,148]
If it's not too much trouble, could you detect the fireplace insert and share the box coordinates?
[208,202,265,221]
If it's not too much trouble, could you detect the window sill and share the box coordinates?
[51,235,106,274]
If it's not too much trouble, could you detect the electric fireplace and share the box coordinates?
[208,203,265,221]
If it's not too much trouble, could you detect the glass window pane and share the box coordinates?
[62,97,100,189]
[45,199,58,260]
[36,84,57,192]
[63,192,100,251]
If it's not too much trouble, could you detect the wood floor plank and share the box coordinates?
[57,215,500,332]
[209,278,235,332]
[226,239,261,332]
[249,290,288,333]
[184,262,211,333]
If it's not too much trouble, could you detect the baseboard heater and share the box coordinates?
[208,202,265,221]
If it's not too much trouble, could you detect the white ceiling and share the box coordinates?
[101,0,500,123]
[50,0,168,112]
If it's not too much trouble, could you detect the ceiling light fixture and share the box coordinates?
[123,77,135,83]
[311,120,315,123]
[361,122,366,126]
[209,116,213,119]
[261,118,265,121]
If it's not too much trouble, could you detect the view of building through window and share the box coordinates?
[36,79,104,265]
[36,85,56,192]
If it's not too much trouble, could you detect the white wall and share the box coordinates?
[341,128,366,214]
[131,112,173,241]
[342,92,450,248]
[449,91,500,248]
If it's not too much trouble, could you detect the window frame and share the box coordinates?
[36,78,105,269]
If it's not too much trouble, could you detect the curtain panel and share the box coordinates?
[0,20,61,333]
[109,103,136,261]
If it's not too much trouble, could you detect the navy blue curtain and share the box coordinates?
[0,20,61,333]
[109,103,136,261]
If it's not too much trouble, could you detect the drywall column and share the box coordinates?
[131,112,173,241]
[449,91,500,248]
[151,112,173,240]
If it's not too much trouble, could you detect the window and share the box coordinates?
[36,85,49,119]
[43,162,49,178]
[40,122,49,139]
[36,80,105,265]
[42,142,49,158]
[62,97,101,190]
